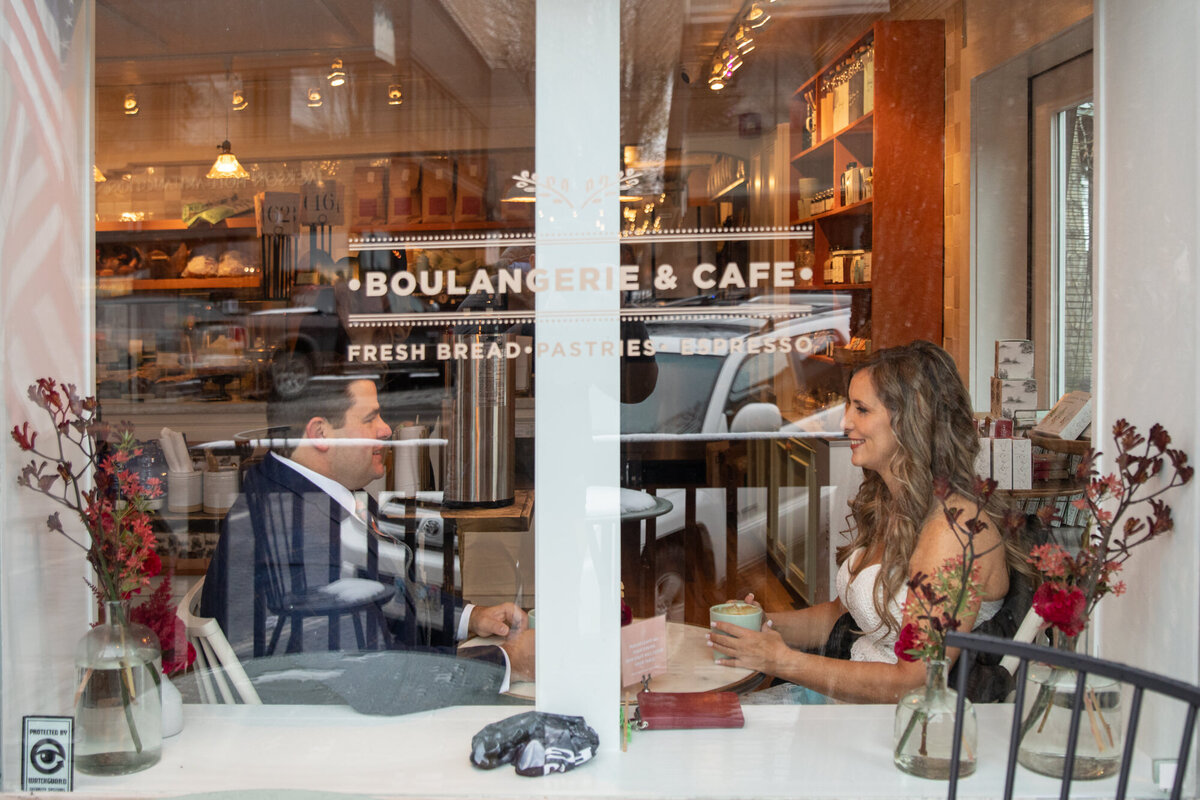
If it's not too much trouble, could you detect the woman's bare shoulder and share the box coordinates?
[917,492,1001,554]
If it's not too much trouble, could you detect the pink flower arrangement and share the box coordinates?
[11,378,171,607]
[1028,419,1191,637]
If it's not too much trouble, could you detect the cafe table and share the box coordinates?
[72,702,1159,798]
[466,620,764,700]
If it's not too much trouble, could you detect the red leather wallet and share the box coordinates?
[635,691,745,730]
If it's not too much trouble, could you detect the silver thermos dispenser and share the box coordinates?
[443,330,515,508]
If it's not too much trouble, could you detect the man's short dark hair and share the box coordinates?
[265,380,364,453]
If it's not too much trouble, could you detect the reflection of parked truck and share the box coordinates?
[622,307,850,619]
[244,285,443,399]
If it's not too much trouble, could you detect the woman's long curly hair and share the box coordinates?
[837,340,1024,638]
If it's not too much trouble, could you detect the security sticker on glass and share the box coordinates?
[22,716,73,792]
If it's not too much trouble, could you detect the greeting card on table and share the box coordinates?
[621,615,668,687]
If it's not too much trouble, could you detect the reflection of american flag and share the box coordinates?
[2,0,87,394]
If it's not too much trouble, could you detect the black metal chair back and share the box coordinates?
[945,631,1200,800]
[244,467,392,656]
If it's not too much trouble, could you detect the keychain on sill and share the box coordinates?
[621,675,653,750]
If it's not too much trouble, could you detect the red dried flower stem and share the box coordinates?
[1074,420,1192,619]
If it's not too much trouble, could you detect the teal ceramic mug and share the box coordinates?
[709,602,763,660]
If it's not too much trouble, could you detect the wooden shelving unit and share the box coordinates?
[788,20,945,349]
[97,217,258,233]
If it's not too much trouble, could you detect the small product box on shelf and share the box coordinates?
[995,339,1035,379]
[975,437,992,480]
[1033,391,1093,440]
[991,437,1013,491]
[1011,437,1032,491]
[990,377,1038,419]
[351,166,387,226]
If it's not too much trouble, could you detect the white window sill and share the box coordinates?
[72,703,1157,798]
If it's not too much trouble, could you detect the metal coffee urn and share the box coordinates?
[443,330,516,508]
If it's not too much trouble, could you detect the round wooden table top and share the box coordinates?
[464,620,762,701]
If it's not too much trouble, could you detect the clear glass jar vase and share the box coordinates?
[74,600,163,775]
[894,659,977,779]
[1017,632,1123,780]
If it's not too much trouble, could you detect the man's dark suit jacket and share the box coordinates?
[200,453,504,667]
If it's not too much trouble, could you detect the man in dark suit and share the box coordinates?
[200,378,534,684]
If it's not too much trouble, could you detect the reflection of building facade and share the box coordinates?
[1,0,1198,794]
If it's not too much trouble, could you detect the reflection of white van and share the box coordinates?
[622,308,850,618]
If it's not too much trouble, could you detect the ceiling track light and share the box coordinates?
[327,58,345,87]
[123,91,139,115]
[307,87,323,107]
[748,4,770,28]
[705,0,776,91]
[387,83,403,106]
[231,88,248,111]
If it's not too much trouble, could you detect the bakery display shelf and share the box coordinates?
[350,220,532,235]
[124,277,262,290]
[97,218,258,232]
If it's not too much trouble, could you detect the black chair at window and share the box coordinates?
[244,469,394,656]
[944,631,1200,800]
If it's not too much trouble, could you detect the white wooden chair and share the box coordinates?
[176,577,262,704]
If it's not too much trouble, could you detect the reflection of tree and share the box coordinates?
[1063,105,1093,394]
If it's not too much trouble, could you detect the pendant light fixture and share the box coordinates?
[207,71,248,179]
[207,140,249,179]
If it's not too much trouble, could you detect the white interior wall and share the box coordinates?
[968,18,1093,411]
[1095,0,1199,788]
[0,0,94,786]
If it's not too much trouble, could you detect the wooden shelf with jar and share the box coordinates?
[787,20,944,349]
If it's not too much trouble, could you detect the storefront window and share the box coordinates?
[14,0,1176,793]
[95,0,540,709]
[91,0,1088,695]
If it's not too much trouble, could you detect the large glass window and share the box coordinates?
[95,0,540,708]
[39,0,1154,792]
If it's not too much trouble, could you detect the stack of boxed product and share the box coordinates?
[975,416,1032,492]
[976,340,1036,491]
[990,340,1038,420]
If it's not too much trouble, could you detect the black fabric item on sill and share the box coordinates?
[470,711,599,777]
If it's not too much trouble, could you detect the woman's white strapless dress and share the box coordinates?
[836,548,1003,663]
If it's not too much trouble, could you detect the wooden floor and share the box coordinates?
[668,556,806,627]
[725,558,806,615]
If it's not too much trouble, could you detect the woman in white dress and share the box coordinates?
[710,340,1027,703]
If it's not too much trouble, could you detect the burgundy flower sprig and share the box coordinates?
[11,378,163,603]
[895,555,984,663]
[896,477,1025,663]
[1029,419,1192,638]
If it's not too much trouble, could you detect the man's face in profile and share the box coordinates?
[325,380,392,490]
